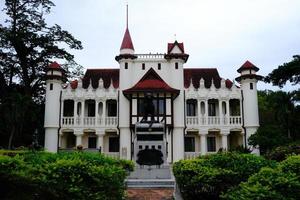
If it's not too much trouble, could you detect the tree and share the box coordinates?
[265,55,300,88]
[0,0,83,99]
[0,0,83,148]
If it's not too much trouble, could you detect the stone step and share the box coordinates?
[126,179,175,188]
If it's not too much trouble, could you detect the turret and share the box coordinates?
[44,61,65,152]
[235,60,263,153]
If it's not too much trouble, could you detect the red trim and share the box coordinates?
[82,69,119,89]
[47,61,63,70]
[123,68,179,94]
[167,41,184,53]
[237,60,259,73]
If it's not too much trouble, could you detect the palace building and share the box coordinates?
[44,16,262,163]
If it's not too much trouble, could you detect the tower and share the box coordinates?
[115,4,136,159]
[235,60,263,152]
[44,61,65,152]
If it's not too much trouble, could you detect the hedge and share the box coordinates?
[173,152,274,200]
[222,155,300,200]
[0,151,134,200]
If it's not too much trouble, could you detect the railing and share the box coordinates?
[84,117,95,126]
[103,152,120,159]
[136,53,165,59]
[62,117,74,126]
[186,116,198,125]
[229,116,242,125]
[105,117,118,126]
[184,152,201,159]
[61,116,118,127]
[207,116,220,125]
[185,116,242,127]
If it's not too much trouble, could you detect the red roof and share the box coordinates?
[237,60,259,73]
[184,68,233,89]
[48,61,63,70]
[120,28,134,50]
[81,69,119,89]
[167,40,184,54]
[70,80,78,89]
[123,68,180,94]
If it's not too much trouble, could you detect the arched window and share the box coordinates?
[186,99,197,116]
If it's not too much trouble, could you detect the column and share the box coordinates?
[61,99,64,124]
[197,100,201,124]
[74,100,78,125]
[226,100,230,125]
[221,132,229,151]
[239,99,242,124]
[95,100,99,126]
[75,132,83,147]
[200,132,207,155]
[219,100,223,125]
[81,100,85,126]
[103,100,106,125]
[205,100,208,125]
[96,131,104,152]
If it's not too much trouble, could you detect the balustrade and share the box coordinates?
[61,116,118,127]
[184,152,200,159]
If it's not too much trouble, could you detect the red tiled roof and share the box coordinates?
[123,68,180,94]
[82,69,119,89]
[120,28,134,50]
[225,79,233,88]
[48,61,63,70]
[167,40,184,54]
[184,68,223,88]
[237,60,259,73]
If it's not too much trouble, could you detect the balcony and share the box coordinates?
[186,116,242,126]
[62,116,118,128]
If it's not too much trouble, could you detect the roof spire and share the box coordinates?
[126,3,128,29]
[119,3,134,54]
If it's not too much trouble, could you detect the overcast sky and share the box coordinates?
[1,0,300,91]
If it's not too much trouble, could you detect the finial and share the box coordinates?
[126,3,128,29]
[174,33,177,41]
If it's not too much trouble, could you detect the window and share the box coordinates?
[77,102,81,116]
[250,83,253,90]
[109,137,119,152]
[107,100,117,116]
[63,100,74,116]
[208,100,217,116]
[125,62,128,69]
[88,136,97,148]
[175,62,178,69]
[186,99,197,116]
[86,100,95,117]
[158,63,161,70]
[207,136,216,152]
[184,137,195,152]
[138,98,165,115]
[50,83,53,90]
[229,99,240,116]
[142,63,145,70]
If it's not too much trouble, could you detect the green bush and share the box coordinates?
[280,155,300,176]
[265,142,300,161]
[173,152,274,200]
[0,151,133,200]
[222,167,300,200]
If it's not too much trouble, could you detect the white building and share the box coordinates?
[44,19,262,163]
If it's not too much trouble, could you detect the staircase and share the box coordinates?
[126,165,176,199]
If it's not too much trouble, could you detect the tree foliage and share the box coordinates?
[0,0,82,149]
[265,55,300,87]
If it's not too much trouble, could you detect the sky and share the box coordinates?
[1,0,300,91]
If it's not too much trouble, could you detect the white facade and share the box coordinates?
[44,28,262,163]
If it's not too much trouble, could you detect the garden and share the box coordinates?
[0,151,134,200]
[173,152,300,200]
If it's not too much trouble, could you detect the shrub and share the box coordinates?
[265,142,300,161]
[0,151,133,200]
[173,152,274,200]
[222,167,300,200]
[280,155,300,176]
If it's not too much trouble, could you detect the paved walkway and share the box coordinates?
[127,188,173,200]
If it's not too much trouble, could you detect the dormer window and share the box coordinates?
[158,63,161,70]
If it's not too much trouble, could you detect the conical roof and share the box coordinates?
[120,28,134,50]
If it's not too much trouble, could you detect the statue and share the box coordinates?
[141,93,155,123]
